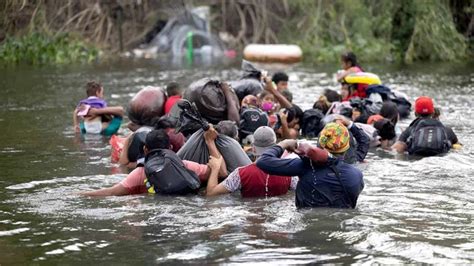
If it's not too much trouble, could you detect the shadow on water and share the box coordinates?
[0,58,473,264]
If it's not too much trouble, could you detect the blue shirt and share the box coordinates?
[256,146,364,208]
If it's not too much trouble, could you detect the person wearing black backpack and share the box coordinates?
[392,96,452,156]
[79,128,226,197]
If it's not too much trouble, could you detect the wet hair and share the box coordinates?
[380,102,399,125]
[313,95,331,114]
[145,129,170,150]
[215,120,239,140]
[86,81,102,97]
[341,52,358,68]
[272,72,289,84]
[323,89,342,103]
[166,82,182,96]
[281,89,293,102]
[373,119,396,140]
[288,104,303,124]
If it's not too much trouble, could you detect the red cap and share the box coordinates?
[415,96,434,115]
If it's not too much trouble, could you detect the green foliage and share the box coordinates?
[0,33,100,65]
[404,0,467,63]
[280,0,468,63]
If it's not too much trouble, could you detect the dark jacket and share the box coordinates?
[344,122,370,164]
[256,146,364,209]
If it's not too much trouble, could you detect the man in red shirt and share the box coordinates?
[80,127,226,196]
[164,82,183,114]
[205,126,316,197]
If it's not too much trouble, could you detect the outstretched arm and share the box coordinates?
[263,75,292,109]
[204,126,228,177]
[391,128,410,153]
[79,183,129,197]
[256,141,305,177]
[348,122,369,162]
[221,82,240,125]
[336,67,359,81]
[335,115,369,162]
[205,155,226,196]
[89,106,125,117]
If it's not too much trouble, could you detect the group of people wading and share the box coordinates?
[77,53,460,209]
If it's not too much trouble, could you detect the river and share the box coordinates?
[0,59,473,264]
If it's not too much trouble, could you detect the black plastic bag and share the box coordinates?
[230,60,264,101]
[301,109,325,138]
[183,78,231,124]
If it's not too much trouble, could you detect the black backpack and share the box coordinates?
[407,119,451,156]
[301,109,324,138]
[239,107,268,138]
[144,149,201,195]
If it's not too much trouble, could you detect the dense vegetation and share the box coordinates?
[0,0,472,65]
[0,33,98,64]
[216,0,472,63]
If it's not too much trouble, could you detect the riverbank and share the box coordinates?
[1,1,472,65]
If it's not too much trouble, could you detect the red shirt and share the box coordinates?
[238,164,292,197]
[350,66,368,98]
[164,95,182,114]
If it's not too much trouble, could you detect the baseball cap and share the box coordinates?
[318,122,350,154]
[415,96,434,115]
[252,126,277,156]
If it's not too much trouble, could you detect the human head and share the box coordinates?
[259,91,275,112]
[313,95,331,114]
[241,94,259,108]
[259,91,275,103]
[318,122,350,155]
[86,81,103,97]
[373,119,396,140]
[324,89,342,103]
[287,105,303,128]
[144,129,170,152]
[281,89,293,103]
[414,96,434,117]
[340,52,358,70]
[215,120,239,140]
[272,72,289,91]
[166,82,182,96]
[380,101,399,125]
[340,82,356,100]
[252,126,277,156]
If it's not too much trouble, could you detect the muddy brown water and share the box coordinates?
[0,59,473,264]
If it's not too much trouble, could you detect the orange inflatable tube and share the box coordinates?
[243,44,303,63]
